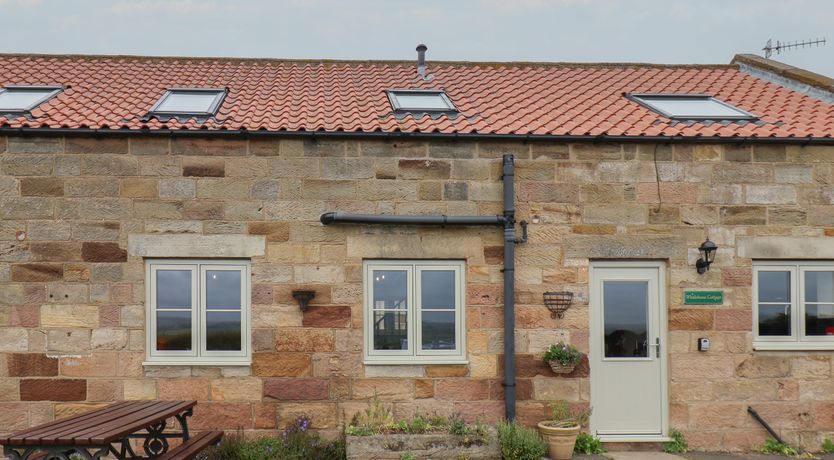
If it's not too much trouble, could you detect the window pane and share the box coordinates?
[156,270,192,309]
[805,304,834,336]
[421,270,455,310]
[758,271,790,303]
[157,311,192,350]
[206,270,241,310]
[157,92,219,113]
[0,89,54,110]
[641,97,748,118]
[805,272,834,302]
[759,304,791,336]
[373,311,408,350]
[603,281,648,358]
[206,311,242,351]
[422,311,455,350]
[393,93,453,110]
[373,270,407,310]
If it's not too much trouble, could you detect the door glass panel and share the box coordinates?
[206,311,242,351]
[759,304,791,336]
[421,271,456,309]
[373,270,408,350]
[422,311,455,350]
[156,270,192,309]
[805,271,834,302]
[603,281,649,358]
[156,311,192,350]
[759,271,790,302]
[206,270,241,310]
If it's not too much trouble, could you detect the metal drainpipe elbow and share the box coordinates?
[514,220,528,244]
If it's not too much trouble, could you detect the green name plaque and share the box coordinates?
[684,290,724,305]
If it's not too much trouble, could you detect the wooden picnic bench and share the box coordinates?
[0,400,222,460]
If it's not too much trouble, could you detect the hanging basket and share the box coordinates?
[543,291,574,319]
[547,360,576,374]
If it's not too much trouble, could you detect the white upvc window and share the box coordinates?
[364,260,466,364]
[145,259,250,365]
[753,261,834,350]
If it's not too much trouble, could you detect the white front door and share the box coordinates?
[589,261,668,441]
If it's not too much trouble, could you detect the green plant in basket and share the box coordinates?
[542,342,583,374]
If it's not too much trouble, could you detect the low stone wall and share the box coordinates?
[345,431,500,460]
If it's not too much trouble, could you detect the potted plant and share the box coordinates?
[542,341,583,374]
[537,400,591,460]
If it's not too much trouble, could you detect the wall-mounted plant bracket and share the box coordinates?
[543,291,573,318]
[292,290,316,312]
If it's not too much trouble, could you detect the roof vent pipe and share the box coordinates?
[416,44,430,80]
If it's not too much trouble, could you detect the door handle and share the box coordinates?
[649,337,660,358]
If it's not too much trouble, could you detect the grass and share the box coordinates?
[574,433,606,455]
[663,428,688,454]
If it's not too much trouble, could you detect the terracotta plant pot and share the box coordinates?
[547,360,576,374]
[537,422,580,460]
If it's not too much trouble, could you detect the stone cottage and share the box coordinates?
[1,49,834,451]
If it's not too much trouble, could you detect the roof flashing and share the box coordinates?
[149,88,227,117]
[387,89,457,113]
[627,93,757,121]
[0,86,63,113]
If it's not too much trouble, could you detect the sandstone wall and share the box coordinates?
[0,135,832,451]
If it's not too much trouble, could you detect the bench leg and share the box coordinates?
[5,446,109,460]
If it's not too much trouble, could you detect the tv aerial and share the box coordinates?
[763,37,826,58]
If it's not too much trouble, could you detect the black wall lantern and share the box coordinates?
[292,290,316,312]
[696,238,718,274]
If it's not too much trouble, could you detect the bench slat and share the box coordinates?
[157,431,223,460]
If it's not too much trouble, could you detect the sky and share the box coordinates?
[1,0,832,77]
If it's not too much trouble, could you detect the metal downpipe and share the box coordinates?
[502,154,517,421]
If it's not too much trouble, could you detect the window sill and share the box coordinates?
[364,360,469,366]
[143,361,251,367]
[753,342,834,351]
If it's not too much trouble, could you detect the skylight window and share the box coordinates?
[150,88,226,116]
[628,94,756,121]
[388,90,456,112]
[0,86,62,113]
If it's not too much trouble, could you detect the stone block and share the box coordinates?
[746,185,796,204]
[81,242,127,262]
[443,181,468,201]
[124,379,157,400]
[60,353,116,377]
[172,138,246,156]
[20,177,63,196]
[361,140,426,158]
[583,204,646,224]
[435,379,490,401]
[425,366,468,378]
[0,197,54,219]
[753,145,787,162]
[564,235,682,259]
[64,178,120,197]
[321,158,374,179]
[302,306,351,328]
[275,329,333,352]
[669,309,713,331]
[11,263,63,282]
[91,328,128,350]
[56,199,131,220]
[720,206,766,225]
[211,378,263,401]
[72,222,120,241]
[263,378,328,400]
[398,159,451,179]
[353,378,413,401]
[428,142,476,159]
[303,140,347,157]
[7,353,58,376]
[736,356,790,378]
[0,330,28,353]
[20,378,86,401]
[532,377,580,400]
[130,138,169,155]
[671,354,735,379]
[47,329,91,353]
[41,304,99,328]
[80,155,138,175]
[251,180,279,199]
[571,143,622,160]
[8,137,63,154]
[158,378,210,400]
[128,234,265,258]
[182,157,225,177]
[252,352,312,377]
[87,379,123,402]
[2,155,53,175]
[66,137,128,154]
[768,207,806,226]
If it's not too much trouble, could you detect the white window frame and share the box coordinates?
[148,88,227,116]
[387,89,457,112]
[364,260,466,364]
[0,86,63,113]
[145,259,250,365]
[753,261,834,350]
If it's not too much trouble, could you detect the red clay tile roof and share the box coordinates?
[1,53,833,139]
